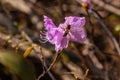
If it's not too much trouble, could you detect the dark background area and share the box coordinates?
[0,0,120,80]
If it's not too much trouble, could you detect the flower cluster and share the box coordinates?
[43,16,86,52]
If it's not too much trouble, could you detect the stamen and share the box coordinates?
[39,30,48,43]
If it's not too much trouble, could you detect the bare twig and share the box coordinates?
[1,0,31,14]
[92,0,120,16]
[75,0,120,55]
[90,10,120,55]
[46,52,61,73]
[37,52,61,80]
[85,9,94,42]
[76,0,120,55]
[0,31,52,58]
[37,47,56,80]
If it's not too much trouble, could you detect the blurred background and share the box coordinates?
[0,0,120,80]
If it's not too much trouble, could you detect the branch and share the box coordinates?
[90,10,120,55]
[92,0,120,16]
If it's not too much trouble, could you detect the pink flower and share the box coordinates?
[43,16,86,52]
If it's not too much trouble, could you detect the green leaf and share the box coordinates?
[0,50,35,80]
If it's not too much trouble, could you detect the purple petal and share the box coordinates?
[65,16,86,28]
[44,15,56,30]
[43,15,86,52]
[46,28,57,44]
[70,29,86,42]
[52,30,63,45]
[55,37,70,52]
[65,16,73,25]
[64,16,86,42]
